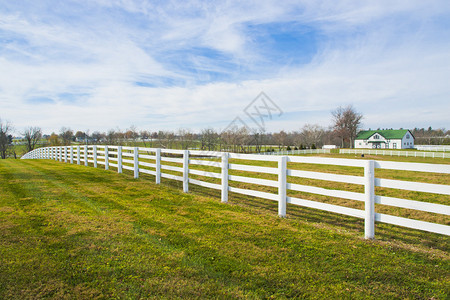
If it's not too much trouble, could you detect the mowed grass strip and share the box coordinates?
[0,159,449,299]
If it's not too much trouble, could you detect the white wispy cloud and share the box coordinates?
[0,0,449,134]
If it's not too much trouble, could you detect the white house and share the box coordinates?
[354,129,414,149]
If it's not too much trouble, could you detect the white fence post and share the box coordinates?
[70,146,73,164]
[64,147,67,162]
[364,160,375,239]
[118,146,123,173]
[93,145,98,168]
[221,152,229,203]
[134,147,139,179]
[84,146,88,166]
[183,150,189,193]
[105,146,109,170]
[60,147,63,162]
[278,156,287,217]
[77,146,80,165]
[155,148,161,184]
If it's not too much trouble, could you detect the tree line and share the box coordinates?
[4,105,447,159]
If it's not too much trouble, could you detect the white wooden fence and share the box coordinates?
[260,149,331,155]
[22,146,450,239]
[341,149,450,159]
[415,145,450,152]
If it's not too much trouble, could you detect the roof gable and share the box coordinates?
[356,129,411,140]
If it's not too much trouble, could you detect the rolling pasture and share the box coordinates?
[0,155,449,298]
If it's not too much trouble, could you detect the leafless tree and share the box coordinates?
[106,129,118,145]
[139,130,151,147]
[236,127,252,153]
[91,131,104,143]
[178,128,195,150]
[125,125,139,145]
[0,118,12,159]
[22,127,42,152]
[250,128,266,153]
[220,129,237,152]
[332,105,363,148]
[59,127,74,145]
[299,124,325,148]
[200,128,218,151]
[157,130,175,148]
[272,130,289,150]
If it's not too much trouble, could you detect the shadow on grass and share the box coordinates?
[23,160,450,253]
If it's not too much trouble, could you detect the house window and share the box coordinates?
[393,143,397,149]
[374,135,379,139]
[406,134,410,139]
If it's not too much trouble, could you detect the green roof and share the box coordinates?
[355,129,411,140]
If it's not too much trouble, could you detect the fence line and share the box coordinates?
[341,149,450,159]
[415,145,450,152]
[260,149,331,155]
[22,146,450,239]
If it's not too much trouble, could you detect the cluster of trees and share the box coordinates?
[32,105,361,152]
[412,127,450,145]
[43,126,338,152]
[0,105,372,157]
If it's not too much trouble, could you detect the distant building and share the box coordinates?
[355,129,414,149]
[322,145,338,149]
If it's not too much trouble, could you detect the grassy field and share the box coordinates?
[127,151,449,226]
[1,159,449,299]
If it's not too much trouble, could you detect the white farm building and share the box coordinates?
[354,129,414,149]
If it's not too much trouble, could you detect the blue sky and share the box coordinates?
[1,0,450,134]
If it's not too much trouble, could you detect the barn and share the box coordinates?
[354,129,414,149]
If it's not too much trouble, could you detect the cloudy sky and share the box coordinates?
[1,0,449,134]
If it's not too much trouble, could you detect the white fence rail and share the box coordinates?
[415,145,450,152]
[341,149,450,159]
[260,149,331,155]
[22,146,450,239]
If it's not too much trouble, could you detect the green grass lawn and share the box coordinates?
[1,159,449,299]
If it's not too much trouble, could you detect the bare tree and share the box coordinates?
[272,130,289,151]
[178,128,195,150]
[200,128,218,151]
[91,131,104,144]
[237,127,251,153]
[157,130,175,148]
[125,125,139,145]
[105,129,117,145]
[140,130,151,147]
[22,127,42,152]
[299,124,325,148]
[332,105,363,148]
[59,127,74,146]
[221,129,237,152]
[0,118,12,159]
[251,129,266,153]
